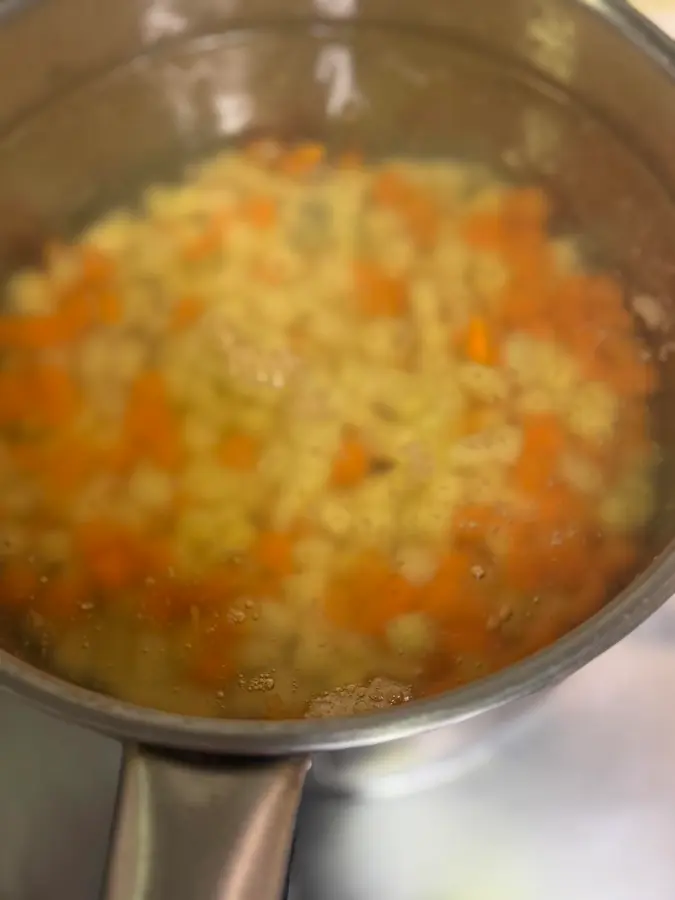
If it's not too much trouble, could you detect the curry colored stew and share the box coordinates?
[0,143,657,718]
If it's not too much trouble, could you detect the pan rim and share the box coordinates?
[2,539,674,753]
[1,0,675,754]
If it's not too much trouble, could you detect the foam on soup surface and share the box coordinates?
[0,143,657,718]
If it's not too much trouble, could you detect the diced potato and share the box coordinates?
[559,453,603,495]
[448,424,522,468]
[395,545,438,586]
[458,362,509,403]
[600,470,654,532]
[387,613,434,656]
[568,381,619,445]
[183,415,221,454]
[7,270,54,316]
[128,465,174,512]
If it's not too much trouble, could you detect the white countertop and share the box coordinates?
[636,0,675,32]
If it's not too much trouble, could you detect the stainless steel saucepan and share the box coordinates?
[1,0,675,897]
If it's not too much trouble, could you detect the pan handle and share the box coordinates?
[101,747,310,900]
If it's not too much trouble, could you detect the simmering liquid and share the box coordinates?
[0,143,657,718]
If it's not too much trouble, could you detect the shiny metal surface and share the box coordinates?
[1,0,675,897]
[296,606,675,900]
[4,598,675,899]
[99,696,549,900]
[104,752,308,900]
[3,0,675,753]
[308,690,548,796]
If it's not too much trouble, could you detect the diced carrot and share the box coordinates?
[181,226,222,263]
[513,414,567,495]
[170,295,205,331]
[9,442,43,473]
[465,316,499,365]
[134,542,183,621]
[125,371,184,471]
[424,549,483,616]
[148,429,184,471]
[80,246,115,286]
[331,432,370,488]
[217,433,258,470]
[532,482,590,527]
[0,315,69,349]
[354,261,408,317]
[503,186,550,231]
[371,170,414,209]
[126,371,164,427]
[323,584,365,635]
[140,574,191,623]
[0,560,38,607]
[39,571,88,619]
[192,567,240,609]
[98,291,123,325]
[378,571,422,618]
[460,212,504,250]
[562,325,600,364]
[98,438,137,475]
[89,544,136,590]
[0,372,29,423]
[32,365,80,427]
[187,620,237,685]
[253,532,295,577]
[324,549,424,637]
[405,192,440,249]
[501,232,552,291]
[240,196,277,230]
[76,520,138,590]
[550,274,651,397]
[371,170,439,248]
[499,283,544,328]
[136,537,174,579]
[40,438,98,496]
[60,289,96,338]
[501,523,546,592]
[188,649,236,686]
[438,616,496,659]
[501,490,592,593]
[139,579,178,623]
[278,143,325,177]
